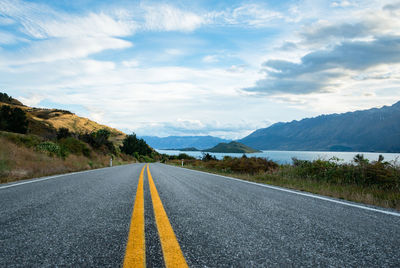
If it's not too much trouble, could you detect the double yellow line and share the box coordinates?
[123,164,188,268]
[123,165,146,267]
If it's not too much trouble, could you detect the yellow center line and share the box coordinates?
[147,164,188,268]
[123,165,146,268]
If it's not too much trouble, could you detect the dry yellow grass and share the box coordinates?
[45,112,125,144]
[0,100,135,183]
[0,101,126,145]
[0,137,132,184]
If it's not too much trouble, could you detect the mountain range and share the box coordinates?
[143,102,400,153]
[239,101,400,153]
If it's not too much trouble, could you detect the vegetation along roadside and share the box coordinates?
[0,92,160,184]
[166,153,400,210]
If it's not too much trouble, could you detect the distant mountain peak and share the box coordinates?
[239,101,400,153]
[392,100,400,108]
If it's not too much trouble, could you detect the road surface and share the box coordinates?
[1,163,399,267]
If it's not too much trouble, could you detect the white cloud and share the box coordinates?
[0,31,22,44]
[299,6,400,47]
[0,16,14,25]
[0,0,135,66]
[165,48,184,56]
[230,4,283,26]
[227,65,246,73]
[0,37,132,65]
[202,55,219,63]
[36,13,137,38]
[122,59,139,68]
[87,107,106,124]
[1,51,264,138]
[18,94,43,106]
[143,4,204,32]
[131,118,269,139]
[0,0,136,39]
[80,59,116,74]
[208,4,283,27]
[331,1,355,8]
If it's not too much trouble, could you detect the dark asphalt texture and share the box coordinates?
[1,164,144,267]
[1,163,400,267]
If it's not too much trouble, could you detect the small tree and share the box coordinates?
[93,129,111,146]
[120,133,152,157]
[0,105,28,133]
[79,128,115,154]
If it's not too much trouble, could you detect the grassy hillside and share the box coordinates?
[204,141,260,153]
[0,92,157,183]
[0,131,134,183]
[0,100,125,145]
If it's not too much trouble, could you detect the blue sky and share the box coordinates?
[1,0,399,139]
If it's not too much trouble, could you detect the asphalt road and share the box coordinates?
[1,163,399,267]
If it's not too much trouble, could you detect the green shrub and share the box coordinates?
[79,128,115,153]
[167,153,195,160]
[36,141,67,158]
[178,156,279,174]
[138,155,154,163]
[15,135,41,148]
[289,155,400,190]
[59,137,90,157]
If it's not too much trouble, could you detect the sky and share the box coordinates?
[1,0,399,139]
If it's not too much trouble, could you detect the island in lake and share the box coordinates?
[203,141,260,153]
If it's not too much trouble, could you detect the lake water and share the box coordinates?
[156,149,400,164]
